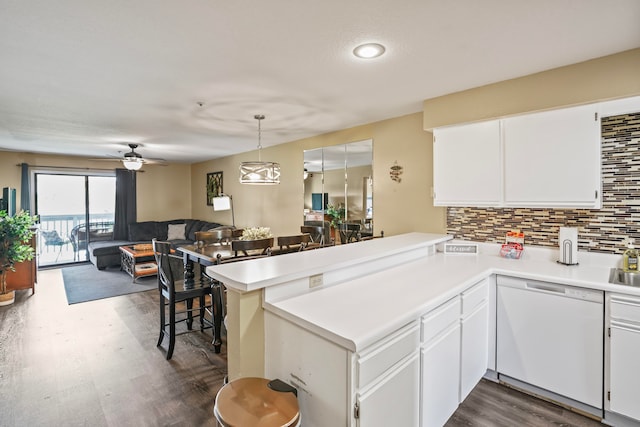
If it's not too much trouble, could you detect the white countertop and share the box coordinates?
[264,240,640,352]
[206,232,452,292]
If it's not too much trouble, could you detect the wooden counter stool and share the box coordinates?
[214,377,300,427]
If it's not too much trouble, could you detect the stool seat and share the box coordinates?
[214,377,300,427]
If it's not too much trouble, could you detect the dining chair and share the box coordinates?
[300,225,325,246]
[206,226,238,244]
[277,234,311,254]
[152,239,214,360]
[231,237,274,257]
[339,222,362,244]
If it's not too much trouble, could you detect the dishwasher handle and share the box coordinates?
[526,282,566,294]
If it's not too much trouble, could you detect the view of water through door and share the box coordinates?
[35,173,116,267]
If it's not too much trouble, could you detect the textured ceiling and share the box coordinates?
[1,0,639,163]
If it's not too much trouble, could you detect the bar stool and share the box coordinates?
[214,377,300,427]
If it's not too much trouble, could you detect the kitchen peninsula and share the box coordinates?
[205,233,452,379]
[207,233,640,427]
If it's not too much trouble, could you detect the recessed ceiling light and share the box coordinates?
[353,43,386,59]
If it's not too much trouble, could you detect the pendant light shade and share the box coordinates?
[239,115,281,185]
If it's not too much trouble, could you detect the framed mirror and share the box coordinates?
[303,139,373,244]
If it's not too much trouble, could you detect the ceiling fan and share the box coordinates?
[114,144,167,170]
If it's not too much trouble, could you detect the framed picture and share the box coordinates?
[206,172,223,205]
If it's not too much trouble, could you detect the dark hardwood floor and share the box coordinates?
[1,268,604,426]
[447,380,602,427]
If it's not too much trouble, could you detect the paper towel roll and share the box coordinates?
[559,227,578,265]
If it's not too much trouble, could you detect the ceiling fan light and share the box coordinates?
[123,158,143,170]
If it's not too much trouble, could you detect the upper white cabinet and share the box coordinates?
[503,104,601,208]
[433,103,602,209]
[433,120,502,207]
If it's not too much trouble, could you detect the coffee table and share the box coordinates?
[119,244,158,282]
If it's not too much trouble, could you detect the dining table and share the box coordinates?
[178,243,234,280]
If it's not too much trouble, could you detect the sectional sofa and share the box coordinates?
[88,219,225,269]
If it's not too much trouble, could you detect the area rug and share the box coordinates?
[61,264,157,304]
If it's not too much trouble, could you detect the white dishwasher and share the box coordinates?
[496,275,604,412]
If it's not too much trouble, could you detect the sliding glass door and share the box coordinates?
[35,173,115,267]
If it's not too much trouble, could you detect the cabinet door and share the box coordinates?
[609,323,640,421]
[421,323,461,427]
[357,353,420,427]
[460,302,488,402]
[503,104,601,208]
[433,120,502,206]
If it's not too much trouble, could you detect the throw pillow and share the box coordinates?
[167,223,186,240]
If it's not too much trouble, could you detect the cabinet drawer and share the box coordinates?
[611,294,640,323]
[421,296,461,344]
[462,279,488,316]
[357,322,419,389]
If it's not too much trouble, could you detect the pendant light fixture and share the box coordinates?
[239,114,281,185]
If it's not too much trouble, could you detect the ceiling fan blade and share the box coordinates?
[141,158,168,165]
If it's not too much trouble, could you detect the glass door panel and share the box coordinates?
[35,173,115,267]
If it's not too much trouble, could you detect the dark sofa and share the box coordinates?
[88,219,225,269]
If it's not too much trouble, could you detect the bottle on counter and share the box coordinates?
[623,240,638,272]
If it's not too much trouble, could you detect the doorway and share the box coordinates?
[35,173,116,267]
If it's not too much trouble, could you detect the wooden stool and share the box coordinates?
[214,377,300,427]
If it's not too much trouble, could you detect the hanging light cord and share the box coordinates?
[255,114,265,162]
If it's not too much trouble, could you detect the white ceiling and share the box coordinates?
[1,0,639,164]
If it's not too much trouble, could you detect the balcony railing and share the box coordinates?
[38,213,114,266]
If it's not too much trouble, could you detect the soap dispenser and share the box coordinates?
[623,238,638,272]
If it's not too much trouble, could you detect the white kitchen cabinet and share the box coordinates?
[420,296,461,427]
[460,279,489,402]
[357,353,420,427]
[503,103,601,208]
[432,103,602,208]
[433,120,502,206]
[264,313,420,427]
[608,294,640,422]
[355,321,420,426]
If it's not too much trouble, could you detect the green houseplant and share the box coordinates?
[0,210,38,306]
[326,203,345,229]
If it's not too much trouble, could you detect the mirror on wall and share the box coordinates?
[303,139,373,243]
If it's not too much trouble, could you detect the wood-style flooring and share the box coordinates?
[0,268,604,426]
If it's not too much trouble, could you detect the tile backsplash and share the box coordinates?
[447,112,640,254]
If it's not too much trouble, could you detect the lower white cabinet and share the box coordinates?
[355,321,421,427]
[357,353,420,427]
[460,279,489,402]
[420,296,461,427]
[608,294,640,422]
[264,312,420,427]
[265,279,492,427]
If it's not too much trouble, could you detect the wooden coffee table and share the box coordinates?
[119,244,158,282]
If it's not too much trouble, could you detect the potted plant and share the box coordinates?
[0,210,38,306]
[326,204,345,241]
[326,204,345,229]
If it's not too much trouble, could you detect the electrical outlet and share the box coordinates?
[309,274,323,289]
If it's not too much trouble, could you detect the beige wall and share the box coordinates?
[423,48,640,129]
[6,50,636,235]
[0,151,191,220]
[192,112,447,237]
